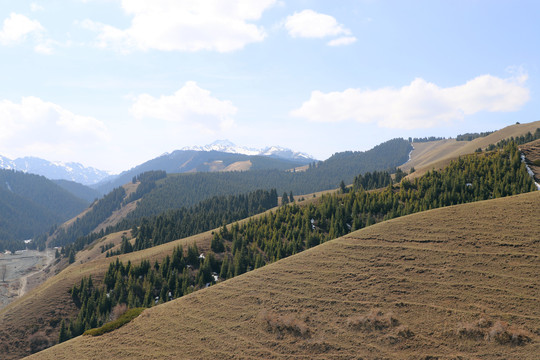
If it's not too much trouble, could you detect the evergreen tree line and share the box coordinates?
[456,131,495,141]
[125,139,412,219]
[115,189,278,254]
[40,139,411,253]
[59,142,536,344]
[60,244,220,341]
[485,128,540,151]
[60,189,278,261]
[48,187,127,249]
[408,136,446,143]
[122,171,168,206]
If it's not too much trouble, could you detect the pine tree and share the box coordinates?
[58,319,69,343]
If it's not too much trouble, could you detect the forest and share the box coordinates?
[0,169,88,252]
[126,138,412,218]
[46,139,411,253]
[59,141,536,342]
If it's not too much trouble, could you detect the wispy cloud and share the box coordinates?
[291,74,530,129]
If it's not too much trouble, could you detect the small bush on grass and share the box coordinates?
[84,308,144,337]
[347,309,399,331]
[260,310,309,337]
[396,325,414,338]
[486,321,532,345]
[455,318,531,345]
[456,318,491,340]
[29,332,49,353]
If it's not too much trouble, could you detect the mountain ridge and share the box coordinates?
[180,139,314,161]
[0,155,111,186]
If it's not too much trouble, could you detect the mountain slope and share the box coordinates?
[52,180,102,203]
[28,191,540,359]
[401,120,540,174]
[0,169,89,250]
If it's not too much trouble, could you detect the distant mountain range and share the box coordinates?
[0,155,111,185]
[181,140,313,161]
[0,141,313,190]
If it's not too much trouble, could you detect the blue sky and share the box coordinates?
[0,0,538,173]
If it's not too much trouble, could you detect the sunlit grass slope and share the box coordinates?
[28,191,540,360]
[401,120,540,175]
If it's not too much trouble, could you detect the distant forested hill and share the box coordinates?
[0,169,89,251]
[53,179,102,203]
[94,151,309,194]
[129,138,412,218]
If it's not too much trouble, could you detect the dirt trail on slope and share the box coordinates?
[0,249,55,309]
[17,249,55,297]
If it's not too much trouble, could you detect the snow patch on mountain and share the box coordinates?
[182,140,314,161]
[0,155,112,185]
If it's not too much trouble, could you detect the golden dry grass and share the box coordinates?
[222,160,252,172]
[401,120,540,174]
[27,191,540,360]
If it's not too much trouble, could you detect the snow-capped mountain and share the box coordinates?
[181,140,314,161]
[0,155,112,185]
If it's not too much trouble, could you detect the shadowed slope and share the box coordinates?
[29,191,540,360]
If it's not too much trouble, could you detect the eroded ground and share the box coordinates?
[0,249,54,310]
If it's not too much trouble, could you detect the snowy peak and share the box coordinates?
[181,140,314,161]
[182,140,259,156]
[260,146,312,160]
[0,155,112,185]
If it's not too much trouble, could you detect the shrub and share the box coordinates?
[486,321,532,345]
[396,325,414,338]
[111,303,128,321]
[456,318,491,340]
[455,318,531,346]
[260,310,309,337]
[84,308,144,337]
[29,332,49,353]
[347,309,399,331]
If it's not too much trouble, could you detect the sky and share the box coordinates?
[0,0,538,173]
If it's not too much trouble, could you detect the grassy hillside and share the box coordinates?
[2,141,534,358]
[401,120,540,174]
[28,191,540,359]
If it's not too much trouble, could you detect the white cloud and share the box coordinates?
[130,81,237,131]
[0,13,44,45]
[327,36,357,47]
[30,3,45,12]
[0,12,58,54]
[82,0,277,52]
[284,9,351,39]
[0,97,110,160]
[291,74,530,129]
